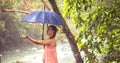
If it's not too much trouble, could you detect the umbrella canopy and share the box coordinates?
[22,10,64,26]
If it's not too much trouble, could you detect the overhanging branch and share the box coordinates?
[0,9,30,14]
[23,0,31,12]
[41,0,51,10]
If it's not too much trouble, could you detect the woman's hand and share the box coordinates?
[22,35,28,38]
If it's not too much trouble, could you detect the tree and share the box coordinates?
[64,0,120,63]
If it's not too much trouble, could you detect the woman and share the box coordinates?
[22,25,58,63]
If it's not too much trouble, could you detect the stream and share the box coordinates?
[1,41,75,63]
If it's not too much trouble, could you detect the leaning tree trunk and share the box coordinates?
[48,0,83,63]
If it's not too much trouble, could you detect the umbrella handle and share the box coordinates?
[42,23,45,40]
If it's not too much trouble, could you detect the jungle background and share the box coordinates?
[0,0,120,63]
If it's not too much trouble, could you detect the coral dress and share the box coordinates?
[43,45,58,63]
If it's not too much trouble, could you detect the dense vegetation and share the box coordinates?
[64,0,120,63]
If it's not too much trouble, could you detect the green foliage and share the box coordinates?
[64,0,120,63]
[0,0,17,9]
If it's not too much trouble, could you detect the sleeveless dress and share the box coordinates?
[43,45,58,63]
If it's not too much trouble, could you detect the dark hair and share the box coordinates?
[49,25,58,39]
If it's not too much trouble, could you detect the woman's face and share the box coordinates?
[46,27,53,36]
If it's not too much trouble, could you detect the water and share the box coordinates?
[1,42,75,63]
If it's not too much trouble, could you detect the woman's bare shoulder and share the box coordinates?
[49,38,56,46]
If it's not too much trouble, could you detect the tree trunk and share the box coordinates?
[48,0,83,63]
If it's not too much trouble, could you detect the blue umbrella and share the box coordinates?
[22,10,64,25]
[22,10,64,39]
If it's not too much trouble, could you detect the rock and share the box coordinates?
[13,61,28,63]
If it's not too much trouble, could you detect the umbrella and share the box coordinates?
[22,10,64,39]
[22,10,64,25]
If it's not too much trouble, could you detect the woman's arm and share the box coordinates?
[22,35,51,45]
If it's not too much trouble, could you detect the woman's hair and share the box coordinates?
[49,25,58,39]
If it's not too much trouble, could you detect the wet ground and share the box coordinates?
[1,42,75,63]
